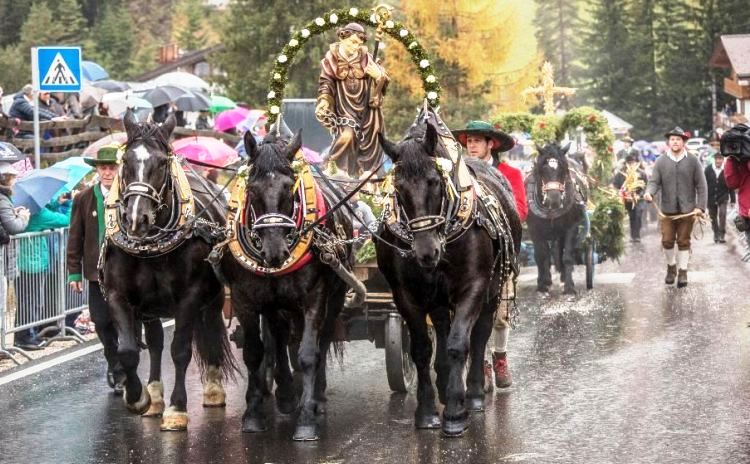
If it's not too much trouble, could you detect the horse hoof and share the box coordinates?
[466,397,485,412]
[441,418,469,437]
[242,415,267,433]
[292,424,320,441]
[203,386,226,408]
[142,381,165,417]
[415,413,441,429]
[123,384,151,415]
[160,407,189,431]
[314,401,327,416]
[276,397,298,415]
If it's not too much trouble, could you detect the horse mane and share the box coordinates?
[395,122,446,178]
[535,144,570,177]
[248,142,293,180]
[124,121,171,155]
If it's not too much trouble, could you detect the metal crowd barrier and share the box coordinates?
[1,228,88,365]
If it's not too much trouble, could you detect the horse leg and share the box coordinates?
[293,286,327,441]
[312,285,346,416]
[431,309,450,406]
[268,314,296,415]
[442,284,485,437]
[142,319,165,417]
[160,314,193,431]
[240,309,267,433]
[562,227,578,295]
[108,294,150,415]
[533,238,552,293]
[196,291,230,408]
[465,303,494,412]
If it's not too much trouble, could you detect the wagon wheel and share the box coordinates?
[385,313,417,393]
[585,241,595,290]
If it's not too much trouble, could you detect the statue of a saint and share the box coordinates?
[316,23,389,177]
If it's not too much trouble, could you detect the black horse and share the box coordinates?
[525,143,588,295]
[220,128,354,441]
[101,110,235,430]
[377,118,521,436]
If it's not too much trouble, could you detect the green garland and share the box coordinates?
[266,7,442,124]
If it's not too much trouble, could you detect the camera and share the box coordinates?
[720,123,750,161]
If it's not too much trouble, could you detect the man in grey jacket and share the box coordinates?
[644,127,708,288]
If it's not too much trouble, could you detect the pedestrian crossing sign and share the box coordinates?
[32,47,82,92]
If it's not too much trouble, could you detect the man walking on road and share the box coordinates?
[67,145,125,394]
[704,152,734,243]
[644,127,707,288]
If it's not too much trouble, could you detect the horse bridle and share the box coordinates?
[541,179,566,207]
[118,156,177,241]
[243,172,303,253]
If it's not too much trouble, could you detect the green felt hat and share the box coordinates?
[83,144,121,166]
[452,120,515,153]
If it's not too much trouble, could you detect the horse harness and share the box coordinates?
[526,166,588,220]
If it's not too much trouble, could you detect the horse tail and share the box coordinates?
[192,290,239,382]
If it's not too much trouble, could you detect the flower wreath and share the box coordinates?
[266,6,442,124]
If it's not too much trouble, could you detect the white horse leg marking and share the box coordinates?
[131,145,151,232]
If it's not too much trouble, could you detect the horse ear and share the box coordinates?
[378,132,400,162]
[423,123,438,157]
[286,129,302,162]
[123,108,139,140]
[244,130,259,162]
[160,114,177,139]
[561,142,571,155]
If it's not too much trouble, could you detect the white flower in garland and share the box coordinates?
[301,29,310,38]
[270,105,280,115]
[278,55,288,63]
[315,17,325,26]
[370,14,379,24]
[435,158,453,175]
[288,39,299,48]
[427,91,438,101]
[273,73,281,80]
[349,7,359,16]
[267,91,276,99]
[399,29,409,38]
[385,20,395,29]
[329,13,338,24]
[419,59,430,69]
[408,41,418,49]
[426,75,436,83]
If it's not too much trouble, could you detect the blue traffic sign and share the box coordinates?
[33,47,82,92]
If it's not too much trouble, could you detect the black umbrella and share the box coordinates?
[174,91,211,112]
[140,86,190,107]
[0,142,27,163]
[91,80,131,92]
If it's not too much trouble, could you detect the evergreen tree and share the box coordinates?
[175,0,206,51]
[626,0,659,137]
[88,5,136,79]
[19,1,66,50]
[0,45,28,92]
[53,0,87,46]
[533,0,581,89]
[0,0,33,48]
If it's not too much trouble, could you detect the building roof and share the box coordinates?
[709,34,750,78]
[601,110,633,133]
[134,44,225,82]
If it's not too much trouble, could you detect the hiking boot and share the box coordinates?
[483,360,494,393]
[677,269,688,288]
[492,352,512,389]
[665,265,677,285]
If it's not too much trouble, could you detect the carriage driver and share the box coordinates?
[67,145,125,394]
[454,120,524,391]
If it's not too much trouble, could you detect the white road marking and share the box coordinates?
[0,319,175,387]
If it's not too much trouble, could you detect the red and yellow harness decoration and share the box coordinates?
[224,150,325,276]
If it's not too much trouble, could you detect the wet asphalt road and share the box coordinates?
[3,223,750,464]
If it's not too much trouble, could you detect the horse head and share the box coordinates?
[120,109,176,239]
[243,128,302,268]
[380,121,447,269]
[534,142,571,210]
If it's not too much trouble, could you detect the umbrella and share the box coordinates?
[102,92,153,118]
[174,91,211,112]
[633,140,650,151]
[302,147,322,164]
[172,137,239,167]
[81,61,109,82]
[210,95,237,113]
[83,133,128,157]
[151,72,210,91]
[140,86,190,107]
[91,80,131,92]
[50,156,93,196]
[14,167,70,214]
[214,107,250,132]
[0,142,27,163]
[80,85,108,110]
[237,109,267,133]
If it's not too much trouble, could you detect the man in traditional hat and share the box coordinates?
[67,144,125,393]
[613,152,649,242]
[315,22,389,177]
[616,135,639,162]
[704,152,734,243]
[644,127,707,288]
[453,120,523,390]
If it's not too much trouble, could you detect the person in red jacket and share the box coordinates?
[453,120,523,392]
[723,154,750,259]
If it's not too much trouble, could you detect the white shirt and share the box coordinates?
[667,150,687,163]
[712,164,723,178]
[99,183,109,199]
